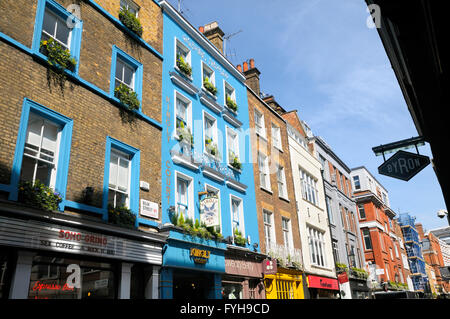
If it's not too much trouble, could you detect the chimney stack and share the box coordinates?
[243,58,261,96]
[200,21,225,54]
[236,64,242,72]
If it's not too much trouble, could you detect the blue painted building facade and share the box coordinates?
[158,1,260,299]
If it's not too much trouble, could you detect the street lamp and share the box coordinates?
[437,209,450,226]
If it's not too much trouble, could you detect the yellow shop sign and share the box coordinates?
[190,248,210,264]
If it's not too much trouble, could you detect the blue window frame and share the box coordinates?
[109,45,143,108]
[102,137,140,223]
[32,0,83,74]
[9,98,73,211]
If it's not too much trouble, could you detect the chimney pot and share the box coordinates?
[199,26,204,33]
[250,58,255,69]
[237,64,242,72]
[243,61,249,72]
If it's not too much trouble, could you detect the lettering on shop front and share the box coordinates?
[190,248,210,264]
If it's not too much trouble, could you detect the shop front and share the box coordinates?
[349,278,370,299]
[159,227,226,299]
[307,275,340,299]
[263,259,305,299]
[0,213,165,299]
[223,246,266,299]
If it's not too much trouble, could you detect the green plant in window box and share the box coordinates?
[205,138,220,158]
[18,180,62,212]
[176,54,192,77]
[108,204,136,229]
[233,228,247,246]
[228,151,242,171]
[176,121,194,147]
[335,263,348,274]
[226,96,238,113]
[40,38,76,72]
[114,83,140,111]
[203,77,217,96]
[119,8,143,37]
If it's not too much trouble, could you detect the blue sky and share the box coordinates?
[167,0,448,231]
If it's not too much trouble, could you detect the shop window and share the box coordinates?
[28,256,116,299]
[222,282,242,299]
[276,279,294,299]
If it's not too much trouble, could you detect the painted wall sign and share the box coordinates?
[307,275,339,290]
[200,195,220,227]
[378,150,430,181]
[190,248,210,264]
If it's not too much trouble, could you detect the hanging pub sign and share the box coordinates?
[377,150,430,181]
[200,195,220,227]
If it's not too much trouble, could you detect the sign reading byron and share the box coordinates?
[378,150,430,181]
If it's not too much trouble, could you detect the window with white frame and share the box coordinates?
[175,91,192,137]
[20,113,61,188]
[263,210,275,251]
[175,39,191,72]
[254,109,266,138]
[202,62,215,89]
[120,0,139,16]
[308,226,327,267]
[175,173,193,220]
[277,165,288,199]
[282,217,293,250]
[203,112,219,158]
[41,8,72,50]
[108,149,131,208]
[258,152,270,190]
[358,204,366,219]
[231,196,244,236]
[224,82,236,109]
[227,127,240,167]
[362,228,373,250]
[114,57,135,91]
[300,168,319,206]
[271,124,282,150]
[394,242,399,258]
[353,175,361,190]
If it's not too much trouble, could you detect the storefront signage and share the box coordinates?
[225,256,262,278]
[308,275,339,290]
[200,195,220,227]
[190,248,210,264]
[262,259,277,275]
[0,216,163,265]
[338,272,349,284]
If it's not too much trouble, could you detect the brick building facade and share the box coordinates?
[0,0,166,299]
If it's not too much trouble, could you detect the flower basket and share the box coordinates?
[119,8,143,37]
[18,180,62,212]
[108,205,136,229]
[114,83,140,111]
[176,55,192,77]
[226,96,238,113]
[203,77,217,96]
[40,38,76,72]
[233,229,246,246]
[229,151,242,170]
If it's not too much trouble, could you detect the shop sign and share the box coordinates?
[308,275,339,290]
[225,257,262,278]
[200,195,220,227]
[190,248,210,264]
[0,216,163,265]
[262,259,277,275]
[338,272,349,284]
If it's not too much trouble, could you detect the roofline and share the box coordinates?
[159,0,246,83]
[312,136,351,173]
[350,166,388,194]
[246,85,286,122]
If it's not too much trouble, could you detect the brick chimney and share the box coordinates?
[263,95,287,116]
[200,21,225,54]
[416,223,425,240]
[243,58,261,96]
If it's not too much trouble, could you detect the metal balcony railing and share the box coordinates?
[266,242,303,271]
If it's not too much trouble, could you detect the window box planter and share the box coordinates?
[108,205,136,229]
[114,83,140,111]
[226,96,238,113]
[169,71,198,96]
[203,77,217,96]
[18,180,62,212]
[176,122,194,147]
[205,138,220,159]
[222,109,242,128]
[169,212,224,242]
[228,151,242,171]
[119,8,143,37]
[335,263,348,274]
[233,229,247,247]
[40,38,76,72]
[176,55,192,78]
